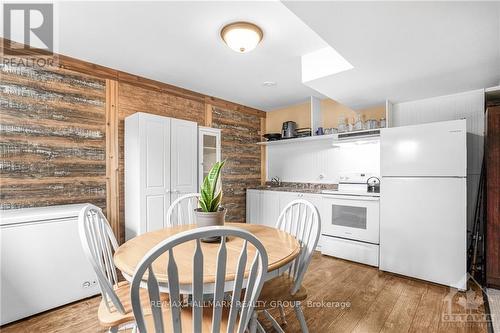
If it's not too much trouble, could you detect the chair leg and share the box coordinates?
[294,302,308,333]
[249,311,258,333]
[262,309,285,333]
[278,304,287,325]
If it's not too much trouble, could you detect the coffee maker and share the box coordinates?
[281,121,297,139]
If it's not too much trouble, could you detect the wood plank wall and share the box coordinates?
[0,55,107,210]
[1,38,265,242]
[116,82,205,241]
[212,105,262,222]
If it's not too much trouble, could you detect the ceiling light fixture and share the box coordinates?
[221,22,263,53]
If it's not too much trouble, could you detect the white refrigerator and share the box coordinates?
[380,119,467,290]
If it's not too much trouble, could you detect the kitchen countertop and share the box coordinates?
[250,186,323,194]
[249,182,338,194]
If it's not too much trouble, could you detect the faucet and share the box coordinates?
[271,176,282,187]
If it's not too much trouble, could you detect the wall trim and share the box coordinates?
[105,79,120,240]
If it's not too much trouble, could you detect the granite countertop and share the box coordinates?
[249,182,338,194]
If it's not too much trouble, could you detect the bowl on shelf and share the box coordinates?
[263,133,282,141]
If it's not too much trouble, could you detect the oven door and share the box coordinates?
[321,195,380,244]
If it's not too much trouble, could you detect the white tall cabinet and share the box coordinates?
[125,112,198,240]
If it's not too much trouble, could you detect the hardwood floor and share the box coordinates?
[1,253,489,333]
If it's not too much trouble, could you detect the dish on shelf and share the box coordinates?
[296,127,312,137]
[263,133,282,141]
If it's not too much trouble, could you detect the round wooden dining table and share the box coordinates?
[113,223,300,292]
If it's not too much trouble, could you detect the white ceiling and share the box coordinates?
[54,1,327,110]
[3,1,500,111]
[286,1,500,109]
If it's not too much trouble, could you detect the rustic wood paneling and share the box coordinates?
[0,56,107,210]
[212,106,263,222]
[116,82,206,242]
[2,38,266,244]
[205,103,213,127]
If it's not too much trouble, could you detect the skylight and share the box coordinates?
[301,47,353,83]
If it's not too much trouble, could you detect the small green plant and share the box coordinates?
[199,160,226,212]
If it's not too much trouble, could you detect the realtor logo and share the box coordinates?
[3,3,53,54]
[442,273,491,325]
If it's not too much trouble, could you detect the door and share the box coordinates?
[302,194,323,216]
[140,114,171,232]
[380,177,467,290]
[262,191,280,227]
[321,195,380,244]
[279,192,303,212]
[171,118,198,203]
[381,119,466,177]
[486,107,500,288]
[199,127,221,186]
[246,190,261,224]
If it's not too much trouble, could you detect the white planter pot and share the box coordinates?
[194,208,226,242]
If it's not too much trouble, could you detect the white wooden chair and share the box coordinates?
[78,204,133,332]
[257,199,321,333]
[79,204,168,332]
[165,193,200,227]
[130,226,269,333]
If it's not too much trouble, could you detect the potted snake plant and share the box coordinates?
[195,160,226,235]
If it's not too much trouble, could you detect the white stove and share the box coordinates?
[319,173,381,267]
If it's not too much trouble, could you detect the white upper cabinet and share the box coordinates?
[125,113,198,239]
[198,127,221,186]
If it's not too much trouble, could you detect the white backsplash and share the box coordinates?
[267,139,380,183]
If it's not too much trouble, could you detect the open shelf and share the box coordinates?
[257,128,380,146]
[257,129,381,146]
[257,134,336,146]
